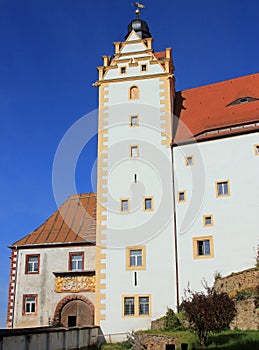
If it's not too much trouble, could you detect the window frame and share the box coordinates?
[126,246,146,270]
[130,145,139,158]
[120,198,130,213]
[128,85,140,100]
[215,180,230,198]
[122,295,151,318]
[254,144,259,156]
[203,214,214,227]
[120,66,127,74]
[140,64,147,72]
[193,236,214,259]
[177,190,186,203]
[69,251,84,271]
[23,294,38,315]
[129,115,139,128]
[143,197,154,212]
[185,155,194,166]
[25,254,40,274]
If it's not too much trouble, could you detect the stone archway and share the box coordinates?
[53,295,94,327]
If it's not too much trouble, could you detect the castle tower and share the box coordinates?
[95,13,177,337]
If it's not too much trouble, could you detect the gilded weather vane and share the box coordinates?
[132,2,145,18]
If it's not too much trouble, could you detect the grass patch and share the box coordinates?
[100,341,131,349]
[98,330,259,350]
[199,330,259,350]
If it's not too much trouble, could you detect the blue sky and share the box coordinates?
[0,0,258,327]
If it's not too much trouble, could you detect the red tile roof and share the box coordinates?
[12,193,96,246]
[174,73,259,144]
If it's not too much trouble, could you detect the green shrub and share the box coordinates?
[163,308,182,331]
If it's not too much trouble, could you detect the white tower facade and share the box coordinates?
[95,20,177,336]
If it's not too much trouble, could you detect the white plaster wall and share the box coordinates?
[174,132,259,297]
[13,245,95,328]
[99,68,176,335]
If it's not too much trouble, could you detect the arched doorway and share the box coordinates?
[54,295,94,327]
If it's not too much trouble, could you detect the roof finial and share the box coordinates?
[132,2,145,19]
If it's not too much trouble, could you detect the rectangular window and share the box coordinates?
[130,145,139,157]
[185,155,193,166]
[203,215,214,227]
[141,64,147,72]
[216,180,230,197]
[120,66,126,74]
[121,199,129,213]
[126,246,146,270]
[25,254,40,274]
[123,295,151,317]
[69,252,84,270]
[178,191,186,202]
[254,145,259,156]
[130,250,142,266]
[23,295,37,314]
[198,240,210,255]
[130,115,139,127]
[193,236,214,259]
[124,297,135,316]
[144,197,153,211]
[139,297,149,315]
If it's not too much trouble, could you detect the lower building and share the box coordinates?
[6,193,96,329]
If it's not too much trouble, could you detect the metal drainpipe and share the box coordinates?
[171,142,180,312]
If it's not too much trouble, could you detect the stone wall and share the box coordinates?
[230,299,259,331]
[214,268,259,294]
[214,268,259,331]
[134,333,177,350]
[151,319,165,331]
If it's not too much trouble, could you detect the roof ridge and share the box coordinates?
[177,72,259,93]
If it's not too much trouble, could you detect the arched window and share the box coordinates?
[129,86,139,100]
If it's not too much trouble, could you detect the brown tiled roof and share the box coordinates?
[12,193,96,246]
[174,73,259,144]
[154,51,166,60]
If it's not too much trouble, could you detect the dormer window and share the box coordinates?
[227,96,259,107]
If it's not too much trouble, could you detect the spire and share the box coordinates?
[125,2,152,40]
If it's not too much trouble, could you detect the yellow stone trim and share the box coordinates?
[134,56,152,62]
[95,83,109,325]
[129,62,139,67]
[94,72,173,86]
[114,49,153,57]
[215,180,231,198]
[159,77,173,148]
[122,294,152,318]
[203,215,214,227]
[126,246,146,271]
[193,235,214,259]
[104,65,118,71]
[113,42,121,54]
[113,58,132,64]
